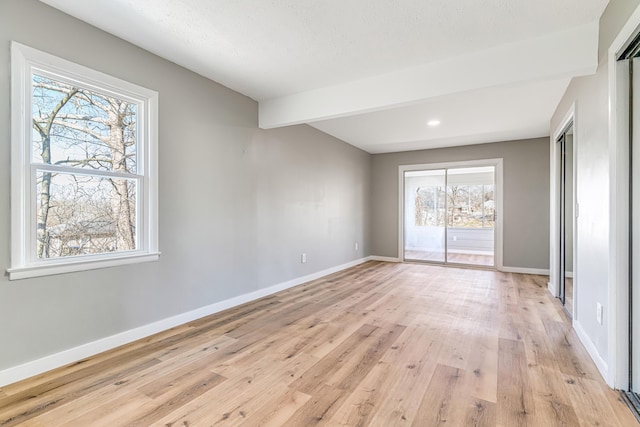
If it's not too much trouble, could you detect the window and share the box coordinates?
[9,42,159,280]
[444,184,495,228]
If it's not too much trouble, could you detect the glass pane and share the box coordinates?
[32,74,138,174]
[36,171,137,259]
[483,184,496,228]
[446,167,495,266]
[404,169,446,262]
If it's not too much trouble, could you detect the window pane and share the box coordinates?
[32,75,138,174]
[415,186,445,227]
[446,184,487,228]
[447,184,471,227]
[36,171,137,259]
[483,184,496,228]
[446,167,495,267]
[404,170,446,263]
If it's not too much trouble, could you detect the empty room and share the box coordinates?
[2,0,640,425]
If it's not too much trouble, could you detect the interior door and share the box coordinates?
[632,56,640,393]
[558,132,567,307]
[617,32,640,408]
[619,53,640,396]
[557,125,574,317]
[565,126,574,316]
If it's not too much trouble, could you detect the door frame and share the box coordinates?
[607,3,640,390]
[550,110,577,320]
[398,158,504,270]
[548,107,580,316]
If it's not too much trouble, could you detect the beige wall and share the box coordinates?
[371,138,550,270]
[0,0,371,375]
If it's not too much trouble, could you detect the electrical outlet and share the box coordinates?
[597,302,603,325]
[301,253,307,263]
[355,242,359,251]
[452,235,457,241]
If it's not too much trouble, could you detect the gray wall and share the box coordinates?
[0,0,371,372]
[550,0,640,372]
[371,138,550,270]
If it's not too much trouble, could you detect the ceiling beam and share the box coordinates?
[259,22,599,129]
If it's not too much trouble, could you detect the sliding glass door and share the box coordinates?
[404,169,446,262]
[403,165,496,267]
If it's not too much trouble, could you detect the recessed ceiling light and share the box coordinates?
[427,120,441,127]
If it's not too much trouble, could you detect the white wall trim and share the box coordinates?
[575,320,609,382]
[0,256,372,387]
[500,266,550,276]
[606,2,640,390]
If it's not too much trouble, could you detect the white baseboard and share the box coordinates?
[500,266,550,276]
[368,256,401,263]
[0,257,372,387]
[574,320,609,383]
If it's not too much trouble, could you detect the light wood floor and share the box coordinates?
[0,262,635,426]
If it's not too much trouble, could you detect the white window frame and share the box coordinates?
[8,42,159,280]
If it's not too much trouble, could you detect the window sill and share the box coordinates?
[7,252,161,281]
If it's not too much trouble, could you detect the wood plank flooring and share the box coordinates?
[0,261,635,426]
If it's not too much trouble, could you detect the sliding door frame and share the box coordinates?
[550,106,576,303]
[398,158,504,270]
[552,118,576,319]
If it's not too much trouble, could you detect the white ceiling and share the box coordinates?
[40,0,609,153]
